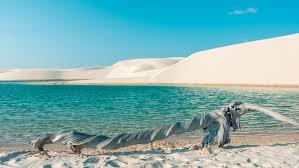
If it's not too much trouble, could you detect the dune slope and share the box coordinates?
[151,34,299,85]
[69,57,183,83]
[106,57,183,79]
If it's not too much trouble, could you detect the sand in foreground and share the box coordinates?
[0,133,298,167]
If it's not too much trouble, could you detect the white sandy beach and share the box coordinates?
[1,133,298,168]
[0,34,298,86]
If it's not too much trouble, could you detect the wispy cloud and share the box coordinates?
[229,8,257,15]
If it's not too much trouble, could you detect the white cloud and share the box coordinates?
[229,8,257,15]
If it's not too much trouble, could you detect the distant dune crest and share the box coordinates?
[106,57,183,79]
[1,33,298,86]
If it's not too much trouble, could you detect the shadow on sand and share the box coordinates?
[271,142,298,147]
[223,142,298,150]
[0,151,28,163]
[223,144,259,150]
[95,148,190,156]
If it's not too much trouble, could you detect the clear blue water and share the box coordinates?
[0,84,298,144]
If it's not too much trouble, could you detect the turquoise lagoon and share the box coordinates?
[0,84,298,144]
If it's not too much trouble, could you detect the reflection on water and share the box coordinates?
[0,84,298,144]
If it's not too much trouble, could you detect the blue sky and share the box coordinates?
[1,0,298,68]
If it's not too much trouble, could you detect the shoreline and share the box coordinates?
[1,132,298,153]
[2,81,299,90]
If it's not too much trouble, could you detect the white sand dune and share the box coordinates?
[69,57,183,84]
[0,67,109,81]
[151,34,299,86]
[106,57,183,79]
[0,57,183,83]
[0,33,298,86]
[0,69,63,81]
